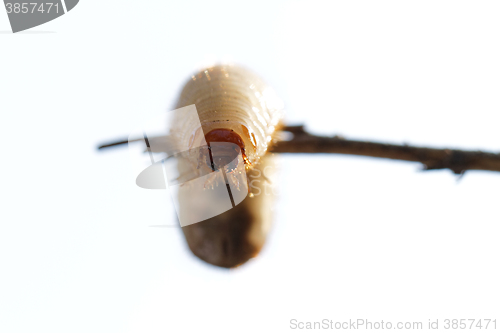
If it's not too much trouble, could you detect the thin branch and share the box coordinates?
[98,139,130,149]
[97,125,500,174]
[273,126,500,174]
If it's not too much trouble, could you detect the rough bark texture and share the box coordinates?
[270,126,500,174]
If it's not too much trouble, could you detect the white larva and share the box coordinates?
[170,65,284,166]
[171,65,285,268]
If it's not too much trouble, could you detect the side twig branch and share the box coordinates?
[272,125,500,174]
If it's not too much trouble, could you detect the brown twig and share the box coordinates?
[272,126,500,174]
[97,125,500,174]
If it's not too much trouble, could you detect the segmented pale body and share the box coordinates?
[172,65,285,268]
[171,65,284,166]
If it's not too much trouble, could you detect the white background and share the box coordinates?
[1,1,499,332]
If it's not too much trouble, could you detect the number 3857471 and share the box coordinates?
[5,3,59,14]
